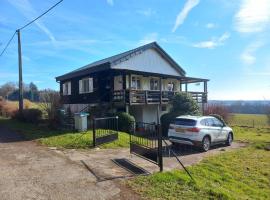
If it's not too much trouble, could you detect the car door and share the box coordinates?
[212,118,224,141]
[207,118,222,142]
[214,118,228,141]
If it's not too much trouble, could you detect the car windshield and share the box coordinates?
[174,118,197,126]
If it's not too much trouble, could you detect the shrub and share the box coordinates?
[12,108,42,123]
[115,112,135,133]
[204,104,229,123]
[161,92,201,136]
[39,90,61,127]
[0,100,18,117]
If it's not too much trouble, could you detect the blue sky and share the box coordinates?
[0,0,270,100]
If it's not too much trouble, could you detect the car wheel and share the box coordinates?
[226,133,233,146]
[201,136,211,152]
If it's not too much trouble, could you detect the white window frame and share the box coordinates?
[131,75,141,90]
[79,77,93,94]
[62,81,71,96]
[150,78,160,91]
[167,81,175,91]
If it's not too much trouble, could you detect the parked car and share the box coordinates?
[168,115,233,151]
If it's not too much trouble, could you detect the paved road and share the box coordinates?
[0,126,138,200]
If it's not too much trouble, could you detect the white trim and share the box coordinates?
[79,77,93,94]
[63,81,71,96]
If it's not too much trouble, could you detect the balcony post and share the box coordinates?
[185,83,188,92]
[159,77,162,104]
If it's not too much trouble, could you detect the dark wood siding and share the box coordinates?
[60,70,118,104]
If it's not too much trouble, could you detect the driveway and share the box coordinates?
[0,126,139,200]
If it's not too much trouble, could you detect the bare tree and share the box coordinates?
[0,82,16,100]
[39,89,61,124]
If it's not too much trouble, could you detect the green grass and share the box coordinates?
[128,126,270,200]
[0,117,130,149]
[228,113,269,128]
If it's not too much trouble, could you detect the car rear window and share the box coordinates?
[174,118,197,126]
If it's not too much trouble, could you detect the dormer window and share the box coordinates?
[63,82,71,95]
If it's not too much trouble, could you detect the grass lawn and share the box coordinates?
[0,117,130,149]
[228,113,269,128]
[128,126,270,200]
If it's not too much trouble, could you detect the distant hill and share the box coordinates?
[208,100,270,114]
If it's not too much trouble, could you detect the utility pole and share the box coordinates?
[17,29,23,114]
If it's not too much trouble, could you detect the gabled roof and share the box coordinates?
[56,42,186,81]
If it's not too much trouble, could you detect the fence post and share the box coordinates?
[93,118,96,147]
[157,124,163,172]
[252,119,255,128]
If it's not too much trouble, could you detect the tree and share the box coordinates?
[0,82,16,100]
[161,92,201,135]
[39,89,61,127]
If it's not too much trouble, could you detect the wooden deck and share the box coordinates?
[113,90,207,105]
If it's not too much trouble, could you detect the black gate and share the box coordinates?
[130,122,163,171]
[92,116,119,147]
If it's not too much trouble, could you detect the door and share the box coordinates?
[114,75,123,91]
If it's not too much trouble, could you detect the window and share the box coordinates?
[150,78,159,90]
[167,82,175,91]
[62,82,71,95]
[212,118,224,127]
[131,76,141,89]
[200,119,208,126]
[174,118,197,126]
[79,78,93,94]
[206,118,215,126]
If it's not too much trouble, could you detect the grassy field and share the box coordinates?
[129,115,270,200]
[0,117,130,149]
[228,113,269,128]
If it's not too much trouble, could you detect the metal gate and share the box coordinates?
[92,116,119,147]
[130,122,163,171]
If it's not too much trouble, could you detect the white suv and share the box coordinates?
[168,115,233,151]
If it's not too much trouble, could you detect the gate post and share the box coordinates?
[93,118,96,147]
[157,124,163,172]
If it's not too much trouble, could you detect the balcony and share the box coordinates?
[113,90,207,105]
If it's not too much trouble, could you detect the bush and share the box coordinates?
[204,104,229,123]
[115,112,135,133]
[0,100,18,117]
[39,90,61,127]
[12,108,42,123]
[161,92,201,136]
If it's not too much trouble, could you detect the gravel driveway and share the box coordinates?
[0,126,138,200]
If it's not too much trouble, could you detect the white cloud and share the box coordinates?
[205,23,215,29]
[193,32,230,49]
[7,0,56,43]
[138,33,158,46]
[107,0,114,6]
[234,0,270,33]
[136,8,156,17]
[241,41,263,65]
[172,0,200,32]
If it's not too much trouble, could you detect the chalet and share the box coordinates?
[55,42,209,123]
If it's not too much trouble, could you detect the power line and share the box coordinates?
[0,0,63,57]
[0,31,16,57]
[19,0,63,30]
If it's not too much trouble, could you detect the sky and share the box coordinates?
[0,0,270,100]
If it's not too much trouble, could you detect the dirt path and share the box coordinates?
[0,126,139,200]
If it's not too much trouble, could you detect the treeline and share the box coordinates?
[0,81,56,102]
[208,101,270,114]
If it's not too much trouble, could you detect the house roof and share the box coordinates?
[56,42,186,81]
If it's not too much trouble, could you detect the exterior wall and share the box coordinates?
[129,104,170,123]
[112,48,182,77]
